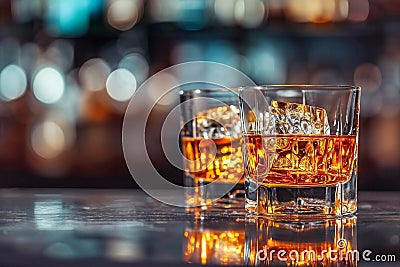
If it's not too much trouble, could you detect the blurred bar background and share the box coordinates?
[0,0,399,189]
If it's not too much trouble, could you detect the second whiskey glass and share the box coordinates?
[180,88,244,209]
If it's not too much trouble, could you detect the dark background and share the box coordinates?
[0,0,399,190]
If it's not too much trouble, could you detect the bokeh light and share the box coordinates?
[79,58,110,92]
[175,0,207,30]
[33,67,65,104]
[31,120,66,159]
[214,0,236,26]
[146,73,178,106]
[107,0,142,31]
[285,0,348,23]
[118,53,149,84]
[205,41,239,69]
[247,43,286,84]
[106,68,137,102]
[369,115,400,168]
[234,0,266,28]
[354,63,382,92]
[335,0,349,21]
[355,62,383,117]
[148,0,178,22]
[0,64,27,101]
[45,0,90,36]
[348,0,369,22]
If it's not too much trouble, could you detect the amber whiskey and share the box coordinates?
[244,134,357,187]
[181,136,244,183]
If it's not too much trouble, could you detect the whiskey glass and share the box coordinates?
[180,88,244,209]
[239,85,361,216]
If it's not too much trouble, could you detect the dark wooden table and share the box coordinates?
[0,189,399,266]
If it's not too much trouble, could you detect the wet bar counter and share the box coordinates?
[0,189,399,267]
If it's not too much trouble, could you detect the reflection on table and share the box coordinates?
[182,219,245,265]
[183,215,357,266]
[245,216,357,266]
[0,190,399,267]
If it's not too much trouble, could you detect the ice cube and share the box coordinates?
[266,100,330,135]
[196,105,241,138]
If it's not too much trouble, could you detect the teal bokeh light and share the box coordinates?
[45,0,100,36]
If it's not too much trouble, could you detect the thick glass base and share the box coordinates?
[245,178,357,217]
[184,173,245,210]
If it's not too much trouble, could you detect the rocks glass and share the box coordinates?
[239,85,361,217]
[180,89,244,209]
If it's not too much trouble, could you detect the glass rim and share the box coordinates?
[238,84,361,92]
